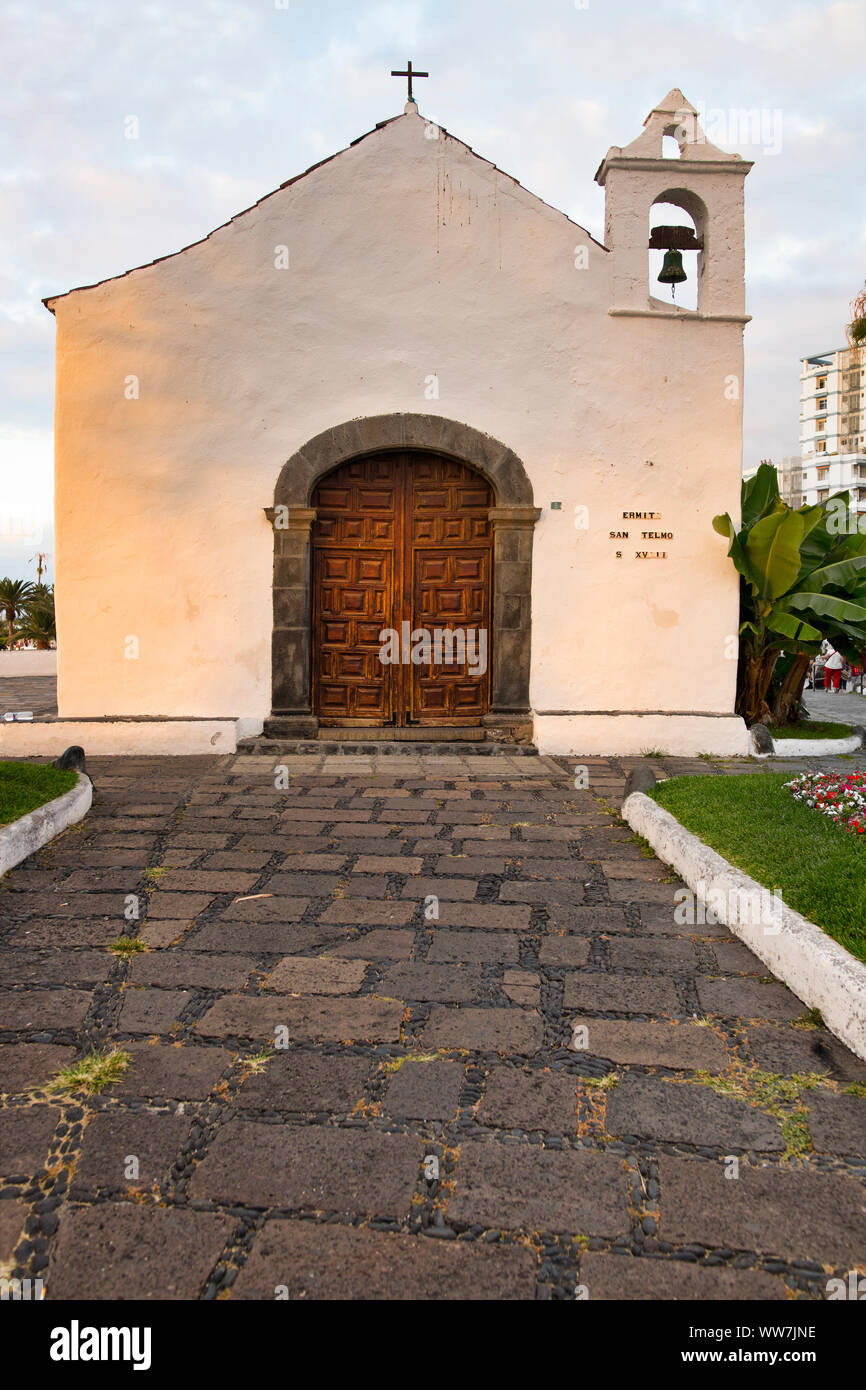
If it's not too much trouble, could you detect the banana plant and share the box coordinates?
[713,465,866,724]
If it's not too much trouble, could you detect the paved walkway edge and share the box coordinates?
[0,771,92,877]
[623,790,866,1062]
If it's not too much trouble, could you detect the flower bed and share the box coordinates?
[785,770,866,837]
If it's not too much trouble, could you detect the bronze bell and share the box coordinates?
[658,249,687,298]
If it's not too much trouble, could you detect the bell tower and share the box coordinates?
[595,89,753,320]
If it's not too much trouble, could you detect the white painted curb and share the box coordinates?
[623,790,866,1062]
[0,772,92,877]
[770,733,862,757]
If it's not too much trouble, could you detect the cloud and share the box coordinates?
[1,0,864,576]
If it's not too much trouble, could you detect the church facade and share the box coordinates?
[42,89,753,755]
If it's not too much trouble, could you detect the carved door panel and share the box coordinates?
[407,457,492,721]
[313,547,393,721]
[311,452,492,725]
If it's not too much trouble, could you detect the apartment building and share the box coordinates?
[799,344,866,513]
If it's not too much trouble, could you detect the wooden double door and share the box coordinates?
[312,453,492,725]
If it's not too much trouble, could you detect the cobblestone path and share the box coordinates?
[0,676,57,719]
[1,750,865,1301]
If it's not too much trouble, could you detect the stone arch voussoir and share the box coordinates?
[273,413,535,508]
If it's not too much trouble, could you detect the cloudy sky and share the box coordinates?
[1,0,864,579]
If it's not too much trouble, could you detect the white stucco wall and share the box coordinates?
[48,101,749,750]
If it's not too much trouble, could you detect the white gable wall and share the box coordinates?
[48,107,747,752]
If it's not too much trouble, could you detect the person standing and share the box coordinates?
[824,645,844,692]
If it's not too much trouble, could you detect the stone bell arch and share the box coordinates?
[595,88,752,321]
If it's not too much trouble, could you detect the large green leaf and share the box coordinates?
[764,610,821,642]
[712,513,756,589]
[781,592,866,624]
[744,510,805,600]
[797,493,852,569]
[728,534,755,588]
[741,463,781,527]
[798,503,827,538]
[805,554,866,591]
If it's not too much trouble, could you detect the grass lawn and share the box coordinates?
[0,760,78,829]
[769,721,852,740]
[649,772,866,965]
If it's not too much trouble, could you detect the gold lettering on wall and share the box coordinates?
[608,512,673,557]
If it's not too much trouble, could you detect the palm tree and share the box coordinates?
[17,585,56,650]
[0,577,36,646]
[848,282,866,346]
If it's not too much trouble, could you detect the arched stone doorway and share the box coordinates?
[265,414,540,737]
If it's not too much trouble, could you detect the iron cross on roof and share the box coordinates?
[391,60,428,102]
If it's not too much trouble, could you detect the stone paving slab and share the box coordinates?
[658,1155,866,1268]
[447,1142,629,1236]
[426,932,521,963]
[196,993,405,1043]
[117,987,192,1034]
[128,952,256,990]
[0,1043,76,1094]
[383,1058,463,1120]
[6,919,122,947]
[0,945,111,989]
[0,1198,28,1264]
[331,929,416,959]
[804,1090,866,1156]
[579,1254,785,1301]
[573,976,684,1019]
[180,921,337,953]
[261,955,368,995]
[113,1043,234,1100]
[0,1106,61,1176]
[571,1019,731,1071]
[232,1219,537,1300]
[235,1053,371,1113]
[0,989,93,1031]
[70,1111,191,1195]
[478,1068,579,1134]
[0,748,864,1301]
[378,962,483,1002]
[605,1076,784,1150]
[188,1121,423,1215]
[746,1023,866,1082]
[423,1005,544,1053]
[47,1205,234,1299]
